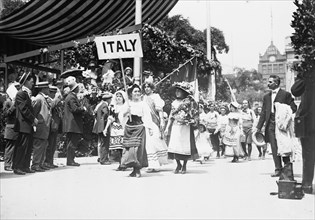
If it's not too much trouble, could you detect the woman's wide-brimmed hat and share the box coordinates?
[172,81,193,95]
[198,123,207,133]
[252,130,266,146]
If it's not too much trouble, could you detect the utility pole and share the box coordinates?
[134,0,142,85]
[207,1,215,101]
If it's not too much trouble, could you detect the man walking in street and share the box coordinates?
[63,77,86,166]
[12,72,38,175]
[256,75,297,177]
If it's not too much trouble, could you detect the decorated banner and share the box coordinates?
[170,57,199,101]
[94,33,143,60]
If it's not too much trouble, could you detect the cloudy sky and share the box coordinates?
[168,0,297,74]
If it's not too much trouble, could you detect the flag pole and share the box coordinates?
[154,56,196,87]
[120,58,132,121]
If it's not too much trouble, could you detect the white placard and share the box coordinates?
[94,33,143,60]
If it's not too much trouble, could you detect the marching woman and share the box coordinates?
[120,84,153,178]
[223,102,244,162]
[142,81,168,172]
[103,90,128,170]
[164,82,199,174]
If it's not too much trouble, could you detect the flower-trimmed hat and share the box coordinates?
[172,81,193,95]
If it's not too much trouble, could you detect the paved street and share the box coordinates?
[0,151,314,219]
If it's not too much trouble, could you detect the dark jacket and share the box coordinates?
[14,90,36,134]
[63,92,85,134]
[257,88,297,142]
[3,98,18,140]
[291,72,315,137]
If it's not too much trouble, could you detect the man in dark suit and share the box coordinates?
[12,72,38,175]
[92,92,112,165]
[63,77,86,166]
[256,75,297,177]
[291,68,315,194]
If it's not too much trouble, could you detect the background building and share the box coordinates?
[258,37,300,93]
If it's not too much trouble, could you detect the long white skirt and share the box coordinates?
[146,122,168,169]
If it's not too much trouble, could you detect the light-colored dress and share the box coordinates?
[223,112,244,157]
[194,129,212,159]
[143,93,168,169]
[167,98,199,160]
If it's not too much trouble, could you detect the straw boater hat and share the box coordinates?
[19,72,31,85]
[252,131,266,146]
[230,101,239,109]
[101,91,113,100]
[49,85,58,93]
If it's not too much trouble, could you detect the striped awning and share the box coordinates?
[0,0,178,56]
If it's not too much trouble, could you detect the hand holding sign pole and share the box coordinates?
[95,33,143,122]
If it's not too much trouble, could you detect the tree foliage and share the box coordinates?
[0,0,27,19]
[224,67,265,104]
[291,0,315,75]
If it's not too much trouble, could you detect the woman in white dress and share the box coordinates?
[223,102,244,162]
[103,90,128,170]
[120,84,153,177]
[164,82,199,174]
[142,82,168,172]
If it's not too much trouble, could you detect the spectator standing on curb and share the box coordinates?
[12,72,38,175]
[45,85,63,168]
[63,77,86,166]
[92,92,112,165]
[31,81,52,172]
[291,69,315,194]
[3,83,20,171]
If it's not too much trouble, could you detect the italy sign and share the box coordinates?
[94,33,143,60]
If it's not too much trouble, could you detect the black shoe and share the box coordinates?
[302,185,313,194]
[181,167,186,174]
[174,165,182,174]
[116,166,127,171]
[97,158,100,162]
[14,169,26,175]
[4,167,13,171]
[67,162,80,166]
[271,172,281,177]
[129,170,136,177]
[100,161,111,165]
[136,170,141,178]
[40,165,50,170]
[32,167,45,172]
[23,168,35,173]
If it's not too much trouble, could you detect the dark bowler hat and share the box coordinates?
[291,78,305,97]
[34,81,49,89]
[19,72,31,85]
